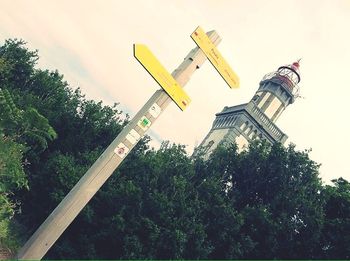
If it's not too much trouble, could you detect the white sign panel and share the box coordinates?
[114,142,129,158]
[149,103,162,118]
[126,129,141,145]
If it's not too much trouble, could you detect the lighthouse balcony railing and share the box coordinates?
[261,72,300,98]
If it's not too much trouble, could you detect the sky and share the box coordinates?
[1,0,350,184]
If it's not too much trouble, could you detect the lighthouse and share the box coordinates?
[196,61,301,155]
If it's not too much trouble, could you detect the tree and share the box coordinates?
[45,141,328,259]
[0,39,127,251]
[240,142,323,259]
[200,142,324,259]
[0,39,37,93]
[0,41,56,248]
[319,178,350,259]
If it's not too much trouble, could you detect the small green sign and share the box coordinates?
[138,116,152,131]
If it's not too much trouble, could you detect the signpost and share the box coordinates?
[16,27,239,260]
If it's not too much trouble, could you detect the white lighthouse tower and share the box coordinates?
[197,61,301,155]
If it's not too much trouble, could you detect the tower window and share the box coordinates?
[248,129,257,139]
[244,126,252,135]
[258,92,271,108]
[203,140,215,154]
[264,97,282,119]
[250,130,258,139]
[240,121,248,130]
[252,94,259,102]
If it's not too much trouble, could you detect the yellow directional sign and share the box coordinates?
[134,44,191,111]
[191,26,240,88]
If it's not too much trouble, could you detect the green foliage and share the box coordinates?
[42,141,332,259]
[227,142,324,258]
[1,39,349,259]
[0,137,27,192]
[0,39,128,255]
[0,39,37,89]
[319,178,350,259]
[0,40,57,250]
[0,88,57,151]
[0,85,57,248]
[0,136,26,247]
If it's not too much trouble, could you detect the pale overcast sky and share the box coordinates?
[1,0,349,183]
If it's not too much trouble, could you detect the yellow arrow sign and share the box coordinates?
[134,44,191,111]
[191,26,240,88]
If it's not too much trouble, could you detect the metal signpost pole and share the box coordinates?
[16,30,221,260]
